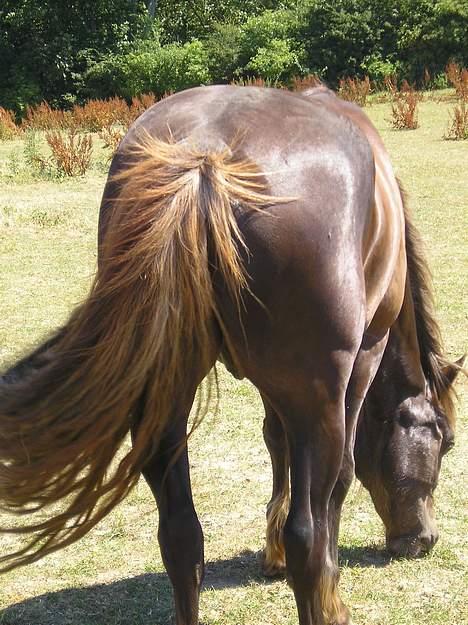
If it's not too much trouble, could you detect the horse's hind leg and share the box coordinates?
[139,416,203,625]
[265,362,355,625]
[132,351,219,625]
[261,394,289,577]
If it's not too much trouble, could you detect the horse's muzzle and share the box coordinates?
[386,530,439,558]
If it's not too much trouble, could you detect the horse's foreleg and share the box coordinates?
[261,394,289,577]
[328,333,389,569]
[139,418,204,625]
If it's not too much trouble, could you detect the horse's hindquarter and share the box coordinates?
[175,88,379,387]
[339,101,407,338]
[362,160,406,337]
[109,86,406,385]
[299,88,407,340]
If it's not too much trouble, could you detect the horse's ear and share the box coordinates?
[442,355,467,386]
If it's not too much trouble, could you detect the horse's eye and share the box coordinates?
[441,435,455,454]
[426,420,443,440]
[398,411,413,428]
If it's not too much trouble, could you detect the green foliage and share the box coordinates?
[246,39,301,81]
[300,0,378,83]
[395,0,468,81]
[1,0,467,109]
[431,73,450,90]
[23,131,61,180]
[238,9,306,81]
[155,0,294,43]
[0,0,148,113]
[363,0,468,83]
[204,23,245,83]
[362,55,401,84]
[86,40,211,99]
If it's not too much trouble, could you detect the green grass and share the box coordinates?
[0,96,467,625]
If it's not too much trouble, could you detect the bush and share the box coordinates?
[394,0,468,83]
[45,130,93,177]
[444,62,467,140]
[430,72,450,90]
[239,9,305,82]
[0,2,147,114]
[446,61,468,101]
[291,75,323,91]
[72,97,131,132]
[445,101,468,139]
[338,76,371,106]
[300,0,378,84]
[231,77,269,88]
[22,102,69,130]
[362,54,401,85]
[241,10,301,58]
[386,79,421,129]
[129,93,158,121]
[23,131,58,179]
[204,23,244,83]
[0,108,19,140]
[99,127,125,157]
[13,94,158,136]
[0,79,42,118]
[85,40,211,99]
[246,39,301,82]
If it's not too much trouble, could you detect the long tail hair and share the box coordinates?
[0,134,275,571]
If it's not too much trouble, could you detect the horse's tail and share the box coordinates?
[0,134,274,571]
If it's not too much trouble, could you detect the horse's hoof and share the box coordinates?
[260,550,286,578]
[331,606,352,625]
[263,562,286,578]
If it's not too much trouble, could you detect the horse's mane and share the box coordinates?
[399,181,457,427]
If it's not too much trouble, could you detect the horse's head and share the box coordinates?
[355,357,463,558]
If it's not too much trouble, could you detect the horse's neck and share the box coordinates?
[369,279,426,412]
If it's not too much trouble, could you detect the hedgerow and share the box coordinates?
[1,1,467,113]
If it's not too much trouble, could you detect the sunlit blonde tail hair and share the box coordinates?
[0,134,278,571]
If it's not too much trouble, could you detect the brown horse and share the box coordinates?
[0,85,463,625]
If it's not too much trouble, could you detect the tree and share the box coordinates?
[0,0,147,111]
[154,1,295,43]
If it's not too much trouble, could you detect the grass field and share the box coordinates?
[0,95,467,625]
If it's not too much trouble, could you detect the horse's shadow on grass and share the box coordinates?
[0,546,391,625]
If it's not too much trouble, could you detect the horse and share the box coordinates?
[0,85,463,625]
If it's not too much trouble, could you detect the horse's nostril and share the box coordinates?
[420,530,439,550]
[387,531,438,559]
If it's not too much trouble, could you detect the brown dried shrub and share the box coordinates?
[231,77,269,88]
[0,107,20,140]
[291,74,322,91]
[130,93,157,117]
[338,76,371,107]
[386,78,421,130]
[99,126,125,157]
[446,62,468,102]
[423,68,432,89]
[384,75,399,98]
[22,102,69,130]
[45,129,93,176]
[445,101,468,140]
[122,93,157,129]
[72,97,130,132]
